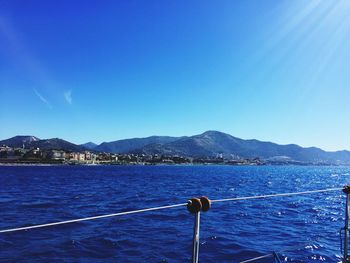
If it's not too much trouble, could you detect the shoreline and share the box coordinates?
[0,162,346,167]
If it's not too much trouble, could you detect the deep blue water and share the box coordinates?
[0,165,349,262]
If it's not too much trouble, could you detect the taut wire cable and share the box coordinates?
[0,187,343,234]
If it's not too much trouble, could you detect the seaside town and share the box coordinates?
[0,144,265,165]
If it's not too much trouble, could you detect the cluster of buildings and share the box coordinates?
[0,146,108,164]
[0,145,188,165]
[0,145,264,165]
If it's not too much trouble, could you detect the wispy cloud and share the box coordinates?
[0,16,58,108]
[64,90,72,104]
[33,88,52,109]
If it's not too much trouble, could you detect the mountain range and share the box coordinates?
[1,131,350,165]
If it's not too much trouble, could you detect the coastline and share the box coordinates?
[0,162,345,167]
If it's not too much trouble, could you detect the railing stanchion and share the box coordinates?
[187,196,211,263]
[343,186,350,263]
[192,211,201,263]
[187,198,202,263]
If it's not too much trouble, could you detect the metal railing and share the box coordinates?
[0,186,347,262]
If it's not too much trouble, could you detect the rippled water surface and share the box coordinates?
[0,165,349,262]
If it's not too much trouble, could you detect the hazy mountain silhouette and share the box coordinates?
[2,131,350,164]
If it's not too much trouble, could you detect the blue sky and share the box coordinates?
[0,0,350,151]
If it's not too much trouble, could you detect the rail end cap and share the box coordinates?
[200,196,211,212]
[343,186,350,194]
[187,198,202,214]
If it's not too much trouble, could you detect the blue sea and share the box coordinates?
[0,165,349,262]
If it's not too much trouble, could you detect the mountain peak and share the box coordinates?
[81,142,98,150]
[201,130,228,136]
[0,135,40,147]
[199,130,235,139]
[12,135,40,141]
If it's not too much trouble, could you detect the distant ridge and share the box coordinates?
[0,136,40,148]
[2,131,350,164]
[0,136,85,152]
[29,138,86,152]
[131,131,350,164]
[94,136,180,153]
[92,130,350,164]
